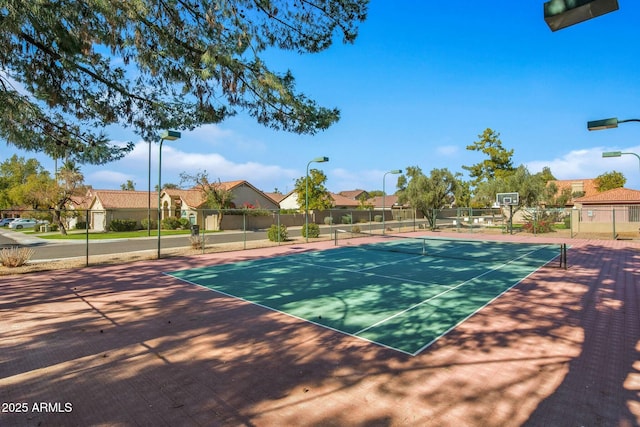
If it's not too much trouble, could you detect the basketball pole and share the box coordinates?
[509,205,513,235]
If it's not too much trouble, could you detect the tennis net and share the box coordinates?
[334,229,567,268]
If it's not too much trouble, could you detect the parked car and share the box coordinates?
[8,218,38,229]
[0,218,15,227]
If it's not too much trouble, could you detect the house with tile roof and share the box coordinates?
[571,187,640,235]
[574,187,640,206]
[278,191,361,211]
[160,180,279,230]
[87,181,279,231]
[88,190,159,231]
[339,189,370,201]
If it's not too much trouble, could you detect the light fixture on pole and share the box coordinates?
[544,0,619,32]
[588,117,640,131]
[602,151,640,172]
[305,156,329,243]
[158,130,181,258]
[382,169,402,235]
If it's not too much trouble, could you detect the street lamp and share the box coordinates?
[158,130,181,258]
[305,156,329,243]
[544,0,619,32]
[588,117,640,174]
[148,140,152,236]
[588,117,640,131]
[602,151,640,172]
[382,169,402,234]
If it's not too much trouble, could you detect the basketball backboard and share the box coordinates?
[496,192,519,206]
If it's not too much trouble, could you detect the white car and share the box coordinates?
[8,218,39,229]
[0,218,15,227]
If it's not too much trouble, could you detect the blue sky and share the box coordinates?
[4,1,640,194]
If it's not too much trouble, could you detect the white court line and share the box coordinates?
[286,256,455,289]
[353,245,556,338]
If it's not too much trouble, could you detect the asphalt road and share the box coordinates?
[0,221,425,261]
[0,228,282,261]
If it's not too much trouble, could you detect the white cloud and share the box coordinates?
[86,169,134,187]
[526,145,640,189]
[329,168,403,192]
[186,123,267,152]
[436,145,459,156]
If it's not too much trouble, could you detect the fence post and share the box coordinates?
[85,209,90,267]
[612,208,616,240]
[277,210,281,245]
[243,211,247,249]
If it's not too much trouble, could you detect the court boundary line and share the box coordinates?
[165,245,561,357]
[163,272,417,356]
[411,263,548,355]
[353,245,561,355]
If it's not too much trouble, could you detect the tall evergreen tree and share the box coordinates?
[0,1,369,164]
[462,128,515,188]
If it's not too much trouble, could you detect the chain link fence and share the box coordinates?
[1,205,638,267]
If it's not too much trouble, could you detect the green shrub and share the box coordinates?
[341,214,352,224]
[108,219,138,232]
[141,218,156,230]
[302,223,320,238]
[522,220,554,234]
[374,215,383,223]
[521,209,557,234]
[323,216,334,225]
[161,217,189,230]
[267,224,288,242]
[75,221,88,230]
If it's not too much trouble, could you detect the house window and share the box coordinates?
[629,206,640,222]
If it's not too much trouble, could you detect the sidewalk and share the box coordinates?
[0,228,48,246]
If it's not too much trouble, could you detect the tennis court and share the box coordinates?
[168,233,566,355]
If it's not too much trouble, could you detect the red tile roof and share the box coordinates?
[330,193,360,208]
[264,192,286,203]
[339,189,368,200]
[574,187,640,204]
[366,195,402,208]
[164,188,206,208]
[548,179,599,198]
[92,190,159,209]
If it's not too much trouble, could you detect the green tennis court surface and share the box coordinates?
[167,236,565,356]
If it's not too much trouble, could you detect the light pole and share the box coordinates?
[588,117,640,174]
[305,156,329,243]
[602,151,640,172]
[382,169,402,234]
[148,140,151,236]
[158,130,181,258]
